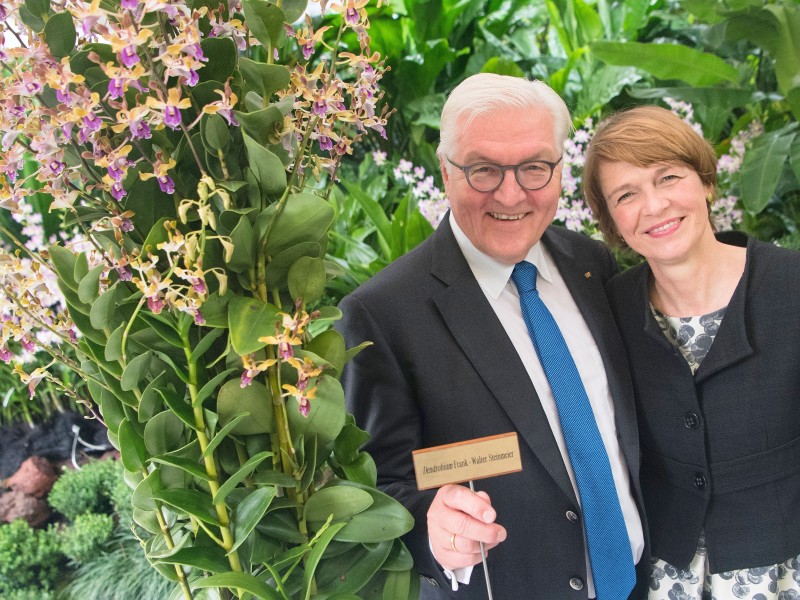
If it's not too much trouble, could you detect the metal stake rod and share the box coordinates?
[469,480,494,600]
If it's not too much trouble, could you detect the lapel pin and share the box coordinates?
[584,272,592,279]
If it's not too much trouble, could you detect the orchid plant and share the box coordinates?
[0,0,418,597]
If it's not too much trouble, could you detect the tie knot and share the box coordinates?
[511,261,538,293]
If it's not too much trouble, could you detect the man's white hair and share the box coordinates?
[437,73,572,167]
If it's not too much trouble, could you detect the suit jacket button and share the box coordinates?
[684,412,700,429]
[569,577,585,591]
[566,510,579,523]
[694,473,706,490]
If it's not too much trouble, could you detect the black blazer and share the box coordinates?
[338,219,648,599]
[606,232,800,572]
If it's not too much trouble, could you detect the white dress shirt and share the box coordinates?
[440,214,644,596]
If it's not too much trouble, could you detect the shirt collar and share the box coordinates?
[448,213,555,300]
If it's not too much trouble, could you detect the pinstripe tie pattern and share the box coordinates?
[511,261,635,600]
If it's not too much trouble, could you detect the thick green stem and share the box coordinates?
[183,334,243,572]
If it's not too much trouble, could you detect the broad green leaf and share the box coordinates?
[189,328,226,363]
[150,455,210,481]
[305,329,346,376]
[120,350,153,391]
[214,451,273,503]
[138,371,167,422]
[228,296,279,355]
[334,421,371,465]
[255,508,305,544]
[324,482,414,543]
[201,113,230,154]
[764,4,800,120]
[381,539,414,572]
[44,11,76,58]
[740,129,797,214]
[303,522,348,600]
[119,419,148,472]
[480,56,525,77]
[264,242,321,289]
[200,290,233,328]
[132,469,162,512]
[89,283,117,330]
[304,486,374,523]
[242,131,287,197]
[141,217,171,255]
[316,540,392,594]
[104,322,126,362]
[590,41,740,87]
[230,487,278,554]
[48,245,79,291]
[381,569,411,600]
[226,212,255,273]
[192,572,282,600]
[154,488,221,525]
[241,0,286,50]
[340,181,392,258]
[144,410,186,456]
[138,312,184,348]
[199,37,237,83]
[282,0,307,23]
[194,367,238,408]
[239,59,291,101]
[155,546,230,573]
[790,135,800,184]
[156,387,195,430]
[201,412,249,459]
[20,0,49,31]
[217,379,275,434]
[77,264,104,303]
[261,193,335,257]
[341,452,378,488]
[287,374,346,447]
[234,105,285,147]
[288,256,326,304]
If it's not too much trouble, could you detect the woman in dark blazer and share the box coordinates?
[582,105,800,599]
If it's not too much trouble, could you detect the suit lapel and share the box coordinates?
[429,222,577,503]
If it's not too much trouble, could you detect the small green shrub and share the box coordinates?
[48,459,123,521]
[59,513,114,563]
[0,520,62,595]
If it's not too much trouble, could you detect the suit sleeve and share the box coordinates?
[336,292,444,583]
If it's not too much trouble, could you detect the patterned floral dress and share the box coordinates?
[647,306,800,600]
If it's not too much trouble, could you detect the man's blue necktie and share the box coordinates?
[511,261,635,600]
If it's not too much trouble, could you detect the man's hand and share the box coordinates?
[428,484,507,571]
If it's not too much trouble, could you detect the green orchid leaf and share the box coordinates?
[228,295,279,355]
[226,212,255,273]
[200,290,233,328]
[303,522,348,600]
[120,350,153,391]
[315,540,392,595]
[48,245,79,291]
[189,328,226,363]
[153,488,221,525]
[44,11,76,58]
[214,451,273,504]
[104,322,126,362]
[199,37,237,83]
[256,509,306,544]
[135,312,183,349]
[19,0,49,31]
[234,105,285,147]
[282,0,307,23]
[119,419,148,472]
[381,569,412,600]
[144,410,186,456]
[192,572,283,599]
[230,487,279,554]
[263,242,321,289]
[201,113,230,153]
[287,374,346,447]
[740,128,797,214]
[333,421,371,466]
[261,193,335,257]
[288,256,327,304]
[590,40,740,86]
[194,367,238,408]
[304,486,374,524]
[150,455,210,481]
[238,59,290,102]
[305,329,346,376]
[89,283,118,330]
[151,350,190,384]
[381,539,415,572]
[323,482,414,543]
[155,387,195,430]
[141,217,171,255]
[77,263,105,304]
[217,379,275,434]
[242,131,287,198]
[73,251,88,286]
[251,470,299,488]
[155,546,230,573]
[241,0,286,50]
[200,412,246,459]
[132,470,162,512]
[138,371,167,422]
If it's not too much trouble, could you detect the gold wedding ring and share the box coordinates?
[449,533,457,553]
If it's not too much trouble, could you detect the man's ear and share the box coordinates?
[440,157,450,186]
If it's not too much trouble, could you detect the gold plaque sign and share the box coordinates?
[412,432,522,490]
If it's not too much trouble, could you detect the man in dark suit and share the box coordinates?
[337,74,647,599]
